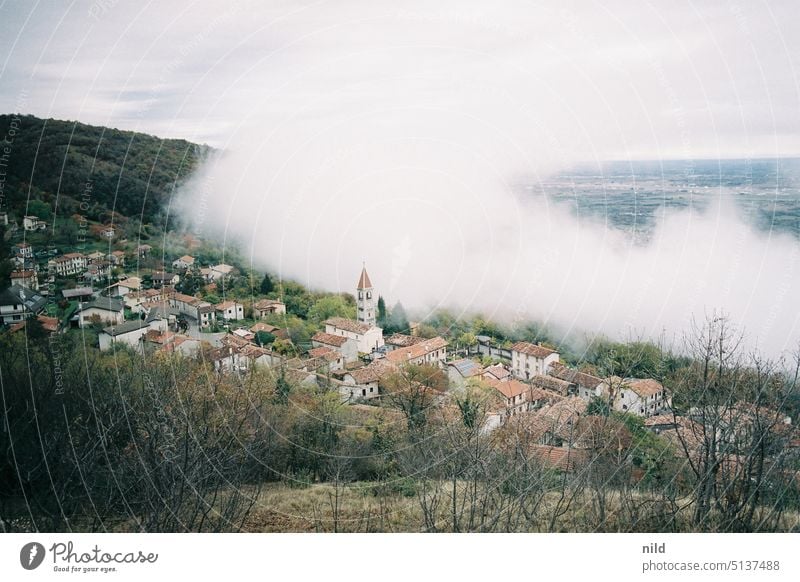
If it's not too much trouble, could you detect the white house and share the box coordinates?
[23,215,46,231]
[215,300,244,322]
[324,317,384,354]
[209,264,235,280]
[76,296,124,328]
[511,342,560,380]
[106,276,142,297]
[385,336,448,367]
[49,253,87,277]
[14,242,33,260]
[603,378,670,418]
[170,292,217,327]
[98,319,150,351]
[172,255,195,270]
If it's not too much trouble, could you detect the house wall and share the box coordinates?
[340,376,380,401]
[99,327,149,351]
[79,307,124,327]
[511,350,559,380]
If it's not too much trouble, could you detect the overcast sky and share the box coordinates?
[1,0,799,159]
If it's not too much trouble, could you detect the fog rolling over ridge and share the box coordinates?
[170,1,800,358]
[178,141,800,358]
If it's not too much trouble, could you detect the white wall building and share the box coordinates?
[511,342,560,380]
[324,317,384,354]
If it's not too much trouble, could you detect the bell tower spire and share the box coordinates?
[356,263,376,327]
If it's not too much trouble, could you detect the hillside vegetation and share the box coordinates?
[0,114,209,226]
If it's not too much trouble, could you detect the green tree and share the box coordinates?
[27,199,52,221]
[260,272,274,295]
[0,226,13,288]
[385,301,410,335]
[307,294,356,325]
[255,331,276,346]
[377,295,387,327]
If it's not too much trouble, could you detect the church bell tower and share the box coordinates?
[356,263,376,327]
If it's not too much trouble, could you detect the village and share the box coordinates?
[6,207,786,481]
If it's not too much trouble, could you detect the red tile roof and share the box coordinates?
[312,331,349,347]
[511,341,558,359]
[385,336,448,365]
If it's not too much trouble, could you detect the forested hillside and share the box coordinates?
[0,114,209,226]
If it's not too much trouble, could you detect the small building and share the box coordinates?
[549,364,606,401]
[14,242,34,260]
[10,270,39,291]
[172,255,196,270]
[341,359,395,401]
[62,287,94,301]
[0,285,47,325]
[384,333,424,352]
[23,215,47,231]
[150,271,179,288]
[489,378,531,419]
[136,244,152,258]
[384,336,448,367]
[308,346,345,372]
[253,298,286,318]
[106,276,142,297]
[108,250,126,266]
[447,358,484,387]
[98,319,150,351]
[510,341,560,380]
[209,264,235,280]
[215,300,244,322]
[482,364,511,383]
[76,296,124,328]
[604,378,670,418]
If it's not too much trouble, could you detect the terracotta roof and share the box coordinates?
[385,336,448,365]
[530,374,573,395]
[171,292,201,305]
[312,331,349,347]
[549,363,604,389]
[347,359,396,384]
[308,346,340,362]
[324,317,372,334]
[490,378,529,400]
[386,333,423,348]
[356,265,373,289]
[251,322,279,333]
[483,364,511,380]
[511,341,558,359]
[253,298,284,310]
[215,300,240,311]
[625,378,664,398]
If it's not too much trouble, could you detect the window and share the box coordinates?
[362,389,367,397]
[366,291,372,299]
[358,292,363,300]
